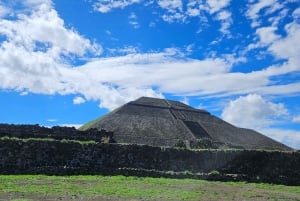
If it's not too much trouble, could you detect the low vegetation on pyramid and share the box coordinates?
[81,97,291,151]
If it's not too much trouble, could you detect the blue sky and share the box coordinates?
[0,0,300,149]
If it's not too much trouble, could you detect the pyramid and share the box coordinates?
[81,97,291,151]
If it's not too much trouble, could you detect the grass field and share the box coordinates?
[1,175,300,201]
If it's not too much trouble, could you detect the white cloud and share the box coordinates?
[73,96,86,105]
[185,44,194,54]
[158,0,183,11]
[0,2,101,58]
[158,0,186,23]
[93,0,140,13]
[187,8,200,17]
[292,115,300,123]
[216,10,232,35]
[268,8,288,26]
[20,91,29,96]
[216,10,231,20]
[110,45,139,55]
[221,94,288,129]
[255,82,300,96]
[259,128,300,149]
[161,12,186,23]
[149,21,156,27]
[47,119,57,122]
[1,34,299,111]
[180,97,189,105]
[128,12,140,29]
[186,0,203,17]
[244,21,300,87]
[247,11,300,78]
[158,0,232,26]
[256,26,280,45]
[60,124,82,129]
[222,95,300,149]
[246,0,281,27]
[0,0,299,113]
[269,22,300,63]
[206,0,230,14]
[293,7,300,19]
[0,1,101,94]
[204,0,233,35]
[77,52,231,94]
[0,4,10,18]
[90,0,232,35]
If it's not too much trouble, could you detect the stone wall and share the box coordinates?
[0,139,299,185]
[0,123,113,142]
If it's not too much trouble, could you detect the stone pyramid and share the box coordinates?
[81,97,291,150]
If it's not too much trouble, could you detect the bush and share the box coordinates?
[183,170,193,176]
[173,140,187,149]
[190,138,219,149]
[101,136,110,144]
[209,170,220,176]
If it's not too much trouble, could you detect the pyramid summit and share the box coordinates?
[81,97,291,151]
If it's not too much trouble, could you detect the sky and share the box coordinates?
[0,0,300,149]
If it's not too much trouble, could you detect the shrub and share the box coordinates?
[173,140,187,149]
[210,170,220,176]
[101,136,110,144]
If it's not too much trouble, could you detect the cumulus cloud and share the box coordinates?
[222,94,300,149]
[158,0,183,11]
[246,0,282,27]
[269,22,300,63]
[221,94,288,129]
[216,10,232,35]
[259,128,300,149]
[158,0,187,22]
[0,0,299,112]
[0,1,101,94]
[206,0,231,14]
[292,115,300,123]
[157,0,232,25]
[92,0,140,13]
[0,4,10,18]
[73,96,86,105]
[248,21,300,80]
[90,0,233,33]
[1,30,299,110]
[247,5,300,79]
[0,1,101,57]
[256,27,280,45]
[293,7,300,19]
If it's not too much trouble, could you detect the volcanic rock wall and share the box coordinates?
[0,123,113,142]
[0,139,299,185]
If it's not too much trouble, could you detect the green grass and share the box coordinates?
[1,175,300,201]
[0,175,201,200]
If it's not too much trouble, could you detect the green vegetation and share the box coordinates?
[209,170,220,175]
[1,175,300,201]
